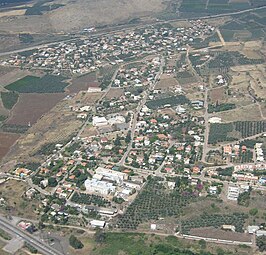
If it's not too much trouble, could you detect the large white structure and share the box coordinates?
[95,167,128,184]
[85,178,115,196]
[90,220,106,228]
[92,116,108,127]
[108,115,126,125]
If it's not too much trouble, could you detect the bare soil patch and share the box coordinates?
[0,132,20,159]
[105,88,124,100]
[155,76,178,90]
[211,104,263,122]
[209,87,225,103]
[6,93,65,126]
[189,227,251,242]
[69,72,98,93]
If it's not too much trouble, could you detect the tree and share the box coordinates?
[257,236,266,252]
[69,235,84,249]
[48,177,58,187]
[198,239,206,249]
[249,208,258,216]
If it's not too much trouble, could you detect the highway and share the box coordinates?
[0,216,63,255]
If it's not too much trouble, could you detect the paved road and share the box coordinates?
[118,57,165,166]
[0,216,63,255]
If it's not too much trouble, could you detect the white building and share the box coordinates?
[84,178,115,196]
[92,116,108,127]
[208,117,222,123]
[227,185,240,201]
[95,167,128,183]
[90,220,106,228]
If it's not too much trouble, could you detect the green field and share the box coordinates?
[0,91,19,109]
[92,233,220,255]
[5,75,68,93]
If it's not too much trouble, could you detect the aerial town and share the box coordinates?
[0,2,265,254]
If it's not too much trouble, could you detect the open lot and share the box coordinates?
[211,103,263,122]
[69,72,98,93]
[0,179,38,219]
[189,227,251,242]
[155,75,178,90]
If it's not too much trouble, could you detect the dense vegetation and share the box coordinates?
[257,235,266,252]
[5,75,68,93]
[69,235,84,249]
[208,103,236,113]
[0,91,19,110]
[181,213,247,234]
[146,95,189,110]
[71,192,111,207]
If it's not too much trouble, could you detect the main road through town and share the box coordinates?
[0,216,63,255]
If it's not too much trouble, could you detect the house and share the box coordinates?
[192,166,200,174]
[227,185,240,201]
[256,230,266,237]
[222,225,235,232]
[247,226,259,234]
[208,117,222,123]
[209,186,217,195]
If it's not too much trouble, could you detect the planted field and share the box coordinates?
[181,213,247,234]
[208,121,266,144]
[5,75,68,93]
[6,93,65,126]
[116,177,196,229]
[146,95,189,109]
[0,132,20,159]
[0,91,19,110]
[99,65,118,90]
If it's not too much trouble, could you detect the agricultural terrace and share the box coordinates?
[116,177,199,229]
[208,121,266,144]
[5,75,68,93]
[146,95,189,110]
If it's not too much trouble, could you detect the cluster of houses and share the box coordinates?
[1,20,215,75]
[113,58,160,88]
